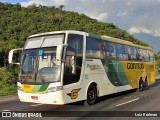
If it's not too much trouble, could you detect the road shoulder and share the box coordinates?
[0,94,18,103]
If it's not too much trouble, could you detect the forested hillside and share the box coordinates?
[0,2,148,90]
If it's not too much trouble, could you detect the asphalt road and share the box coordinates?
[1,79,160,120]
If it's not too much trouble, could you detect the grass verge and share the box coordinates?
[0,84,17,96]
[156,73,160,78]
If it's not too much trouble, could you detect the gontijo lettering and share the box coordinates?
[127,63,144,69]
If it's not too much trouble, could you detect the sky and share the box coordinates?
[1,0,160,53]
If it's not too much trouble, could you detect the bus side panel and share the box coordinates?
[84,59,133,97]
[62,83,86,104]
[121,61,155,88]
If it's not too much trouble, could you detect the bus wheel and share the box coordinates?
[85,84,97,105]
[144,77,149,90]
[139,79,144,92]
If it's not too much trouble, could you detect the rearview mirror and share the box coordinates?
[56,44,68,61]
[8,48,23,65]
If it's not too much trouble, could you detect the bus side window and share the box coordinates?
[127,46,137,60]
[105,42,116,59]
[127,46,131,60]
[99,41,106,58]
[148,50,154,62]
[63,34,83,85]
[143,49,150,62]
[65,55,76,74]
[137,49,143,61]
[116,44,128,60]
[86,37,100,58]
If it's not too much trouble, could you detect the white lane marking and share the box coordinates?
[30,103,43,107]
[3,110,11,111]
[2,104,43,111]
[116,98,139,107]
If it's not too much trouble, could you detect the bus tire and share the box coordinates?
[85,84,97,105]
[139,79,144,92]
[144,76,149,90]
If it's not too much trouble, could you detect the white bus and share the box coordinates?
[9,30,155,105]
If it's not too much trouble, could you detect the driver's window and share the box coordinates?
[63,34,83,85]
[65,55,75,74]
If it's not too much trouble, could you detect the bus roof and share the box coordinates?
[89,33,153,51]
[27,30,85,38]
[102,36,153,51]
[28,30,153,51]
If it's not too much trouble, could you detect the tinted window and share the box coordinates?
[63,34,83,85]
[127,46,137,60]
[137,48,144,61]
[101,41,116,59]
[148,50,154,62]
[67,34,83,56]
[116,44,128,60]
[86,37,101,58]
[143,49,150,62]
[25,34,64,49]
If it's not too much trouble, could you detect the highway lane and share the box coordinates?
[1,79,160,120]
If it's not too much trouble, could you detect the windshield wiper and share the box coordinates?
[34,56,39,82]
[40,76,46,84]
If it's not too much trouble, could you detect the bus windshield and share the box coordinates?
[20,48,61,83]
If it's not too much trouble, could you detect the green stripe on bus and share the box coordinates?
[33,85,41,92]
[88,34,112,41]
[33,84,48,92]
[117,61,130,85]
[39,84,48,91]
[101,59,130,86]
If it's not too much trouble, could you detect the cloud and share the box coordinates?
[97,13,108,21]
[128,26,160,37]
[117,11,129,16]
[20,0,67,7]
[54,0,67,5]
[127,1,131,6]
[89,12,108,21]
[20,0,48,7]
[19,0,160,38]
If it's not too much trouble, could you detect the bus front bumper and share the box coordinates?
[18,90,64,105]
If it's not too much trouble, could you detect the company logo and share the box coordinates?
[23,85,32,88]
[2,112,11,117]
[127,63,144,69]
[67,88,81,100]
[1,112,42,118]
[87,64,100,70]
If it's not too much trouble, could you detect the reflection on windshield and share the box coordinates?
[21,52,36,74]
[20,49,61,83]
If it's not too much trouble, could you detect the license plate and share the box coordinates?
[20,75,32,80]
[31,96,38,100]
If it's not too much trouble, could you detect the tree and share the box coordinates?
[59,5,65,11]
[55,14,63,30]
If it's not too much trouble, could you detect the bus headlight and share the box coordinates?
[47,86,63,93]
[17,86,23,91]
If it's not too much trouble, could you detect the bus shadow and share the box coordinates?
[68,79,160,106]
[68,89,136,106]
[96,89,137,104]
[149,79,160,88]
